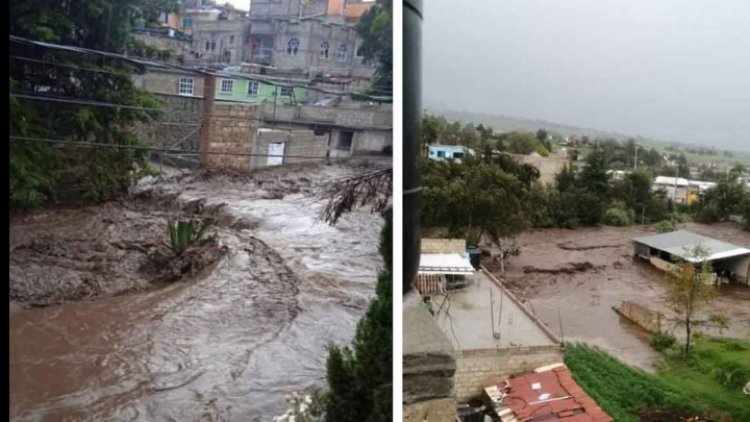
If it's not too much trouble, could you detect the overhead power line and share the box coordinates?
[10,136,388,160]
[9,91,391,130]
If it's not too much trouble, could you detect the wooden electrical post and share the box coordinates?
[199,74,216,169]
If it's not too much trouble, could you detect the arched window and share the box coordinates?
[320,41,330,59]
[286,38,300,56]
[337,44,347,62]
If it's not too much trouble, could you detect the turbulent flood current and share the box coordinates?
[9,162,386,421]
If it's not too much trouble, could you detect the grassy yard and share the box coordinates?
[565,337,750,421]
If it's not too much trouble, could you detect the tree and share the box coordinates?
[314,171,392,421]
[356,0,392,95]
[505,132,539,155]
[9,0,172,207]
[667,245,727,357]
[493,237,521,274]
[420,114,447,148]
[611,170,657,223]
[324,216,392,421]
[422,158,531,247]
[695,175,745,223]
[576,147,610,225]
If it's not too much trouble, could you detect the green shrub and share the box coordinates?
[696,202,721,223]
[603,206,633,226]
[650,332,677,352]
[167,219,211,254]
[670,212,692,223]
[655,220,677,233]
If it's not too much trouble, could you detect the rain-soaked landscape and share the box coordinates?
[9,160,388,421]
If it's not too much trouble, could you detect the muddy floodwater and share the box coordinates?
[487,223,750,372]
[9,161,387,421]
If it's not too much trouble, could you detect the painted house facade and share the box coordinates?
[215,76,307,105]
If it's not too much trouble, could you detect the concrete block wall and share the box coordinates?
[133,72,205,98]
[250,128,328,169]
[614,301,665,334]
[352,130,391,154]
[453,346,564,402]
[421,238,466,255]
[133,94,203,166]
[206,103,256,171]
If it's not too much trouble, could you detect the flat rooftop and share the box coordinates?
[432,271,558,350]
[633,230,750,262]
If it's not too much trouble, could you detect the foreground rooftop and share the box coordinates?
[432,271,559,350]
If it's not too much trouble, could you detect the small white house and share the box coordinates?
[427,144,474,163]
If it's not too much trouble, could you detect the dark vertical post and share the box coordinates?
[200,74,216,169]
[403,0,423,293]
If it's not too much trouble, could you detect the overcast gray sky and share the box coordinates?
[423,0,750,151]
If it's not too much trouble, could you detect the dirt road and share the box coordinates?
[9,161,388,420]
[486,223,750,371]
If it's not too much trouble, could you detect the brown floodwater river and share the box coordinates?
[9,163,385,421]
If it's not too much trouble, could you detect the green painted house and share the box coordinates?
[215,77,307,105]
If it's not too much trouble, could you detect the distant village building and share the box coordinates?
[652,176,716,205]
[426,145,474,162]
[633,230,750,286]
[510,151,568,186]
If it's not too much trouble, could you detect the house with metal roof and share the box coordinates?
[633,230,750,285]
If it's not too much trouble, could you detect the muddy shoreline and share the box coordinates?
[9,193,233,306]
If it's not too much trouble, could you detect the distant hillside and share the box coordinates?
[427,108,750,163]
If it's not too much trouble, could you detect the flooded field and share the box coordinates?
[9,161,388,420]
[486,223,750,371]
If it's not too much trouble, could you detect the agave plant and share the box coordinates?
[167,219,211,254]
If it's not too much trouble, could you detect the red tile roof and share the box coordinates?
[483,365,612,422]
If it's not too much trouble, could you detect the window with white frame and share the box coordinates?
[286,38,300,56]
[178,77,195,96]
[247,81,259,95]
[220,79,234,93]
[337,44,347,62]
[320,41,329,59]
[280,86,294,97]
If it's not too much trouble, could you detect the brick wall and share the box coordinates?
[453,346,564,402]
[205,102,256,171]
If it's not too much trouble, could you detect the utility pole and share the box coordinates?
[673,163,679,203]
[199,74,216,169]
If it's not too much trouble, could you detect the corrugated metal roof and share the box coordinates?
[484,366,612,421]
[633,230,750,262]
[419,253,475,274]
